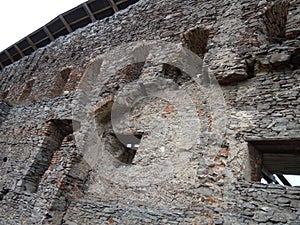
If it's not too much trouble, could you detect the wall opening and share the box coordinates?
[262,1,290,44]
[94,92,144,165]
[22,119,79,193]
[0,188,8,201]
[291,48,300,69]
[103,132,143,165]
[17,79,35,102]
[51,67,72,97]
[162,63,191,85]
[0,90,9,100]
[182,26,210,58]
[60,67,72,83]
[248,139,300,187]
[245,55,256,79]
[117,62,144,85]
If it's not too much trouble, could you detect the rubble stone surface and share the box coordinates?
[0,0,299,224]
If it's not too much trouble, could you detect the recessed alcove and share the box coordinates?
[22,119,80,193]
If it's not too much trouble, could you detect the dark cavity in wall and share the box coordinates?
[262,1,290,44]
[0,189,9,201]
[50,67,72,98]
[116,62,145,90]
[0,90,9,100]
[17,79,35,102]
[61,67,72,83]
[93,93,143,165]
[245,55,256,79]
[21,119,80,193]
[182,26,210,58]
[291,48,300,69]
[162,63,191,85]
[103,131,143,165]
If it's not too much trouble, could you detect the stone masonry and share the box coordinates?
[0,0,299,224]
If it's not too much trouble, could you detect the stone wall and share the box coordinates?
[0,0,299,224]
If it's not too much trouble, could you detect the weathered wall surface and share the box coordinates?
[0,0,299,224]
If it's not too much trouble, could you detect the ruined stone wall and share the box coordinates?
[0,0,299,224]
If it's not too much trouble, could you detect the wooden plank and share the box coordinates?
[108,0,119,12]
[14,44,25,57]
[26,37,37,50]
[59,15,73,33]
[68,15,90,26]
[92,6,113,17]
[83,3,96,22]
[262,167,279,184]
[0,62,4,69]
[43,26,55,41]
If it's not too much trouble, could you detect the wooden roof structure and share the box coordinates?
[0,0,139,70]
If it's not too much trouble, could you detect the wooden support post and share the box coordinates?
[43,26,55,41]
[262,167,279,184]
[59,15,73,33]
[26,37,37,50]
[0,62,4,69]
[83,3,96,22]
[14,44,25,57]
[108,0,119,12]
[4,50,14,63]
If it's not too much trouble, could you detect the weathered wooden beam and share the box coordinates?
[43,26,55,41]
[0,62,4,69]
[26,37,37,50]
[14,44,25,57]
[59,15,73,33]
[108,0,119,12]
[4,50,14,63]
[276,174,291,186]
[83,3,96,22]
[262,167,279,184]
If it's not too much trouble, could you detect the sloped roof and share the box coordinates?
[0,0,139,70]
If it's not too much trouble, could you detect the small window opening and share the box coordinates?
[162,64,191,85]
[182,26,210,58]
[103,132,143,165]
[261,1,290,44]
[17,79,35,102]
[60,67,72,83]
[248,139,300,187]
[245,55,256,79]
[291,48,300,70]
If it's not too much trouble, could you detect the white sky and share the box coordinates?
[0,0,86,52]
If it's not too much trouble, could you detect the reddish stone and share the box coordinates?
[164,105,175,112]
[72,185,79,192]
[220,148,229,158]
[76,192,84,199]
[197,109,203,115]
[21,217,27,224]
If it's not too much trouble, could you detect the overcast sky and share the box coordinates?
[0,0,86,51]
